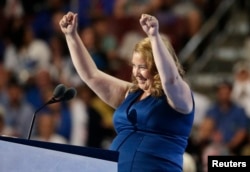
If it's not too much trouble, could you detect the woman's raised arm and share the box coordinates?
[59,12,131,108]
[139,14,193,114]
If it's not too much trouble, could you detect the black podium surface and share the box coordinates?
[0,136,118,172]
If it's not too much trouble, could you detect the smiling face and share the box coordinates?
[131,52,154,92]
[129,36,184,96]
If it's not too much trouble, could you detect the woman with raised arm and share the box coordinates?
[59,12,194,172]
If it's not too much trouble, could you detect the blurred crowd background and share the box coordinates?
[0,0,250,172]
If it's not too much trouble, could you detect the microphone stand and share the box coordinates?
[27,87,76,140]
[27,98,56,140]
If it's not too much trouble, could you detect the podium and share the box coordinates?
[0,136,118,172]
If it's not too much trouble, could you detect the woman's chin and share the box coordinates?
[138,84,148,91]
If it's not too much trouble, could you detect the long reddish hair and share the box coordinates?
[129,36,185,97]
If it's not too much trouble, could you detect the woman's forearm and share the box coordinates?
[150,34,180,85]
[65,32,99,82]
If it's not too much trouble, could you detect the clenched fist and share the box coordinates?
[139,14,159,37]
[59,12,78,35]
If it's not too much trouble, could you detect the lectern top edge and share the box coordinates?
[0,136,119,162]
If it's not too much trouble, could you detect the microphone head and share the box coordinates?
[61,87,77,101]
[53,84,66,98]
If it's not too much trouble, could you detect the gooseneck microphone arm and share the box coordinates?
[27,101,52,140]
[27,84,67,140]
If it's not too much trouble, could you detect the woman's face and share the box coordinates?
[131,52,154,92]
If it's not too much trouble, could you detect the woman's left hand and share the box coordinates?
[139,14,159,37]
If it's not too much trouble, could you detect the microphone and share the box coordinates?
[27,84,77,140]
[46,84,67,104]
[49,87,77,103]
[61,87,77,101]
[53,84,67,98]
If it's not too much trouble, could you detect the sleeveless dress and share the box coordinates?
[110,89,194,172]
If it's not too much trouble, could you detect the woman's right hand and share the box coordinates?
[139,14,159,38]
[59,12,78,35]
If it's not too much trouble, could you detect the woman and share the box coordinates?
[59,12,194,172]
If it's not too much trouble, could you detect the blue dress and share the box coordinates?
[110,90,194,172]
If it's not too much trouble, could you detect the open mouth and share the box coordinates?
[137,77,146,83]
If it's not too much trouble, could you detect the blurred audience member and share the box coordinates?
[69,85,89,146]
[3,0,24,19]
[171,0,203,40]
[0,64,10,105]
[92,16,118,61]
[186,90,211,168]
[91,95,116,149]
[4,76,34,138]
[183,152,197,172]
[25,68,56,110]
[69,0,115,29]
[33,111,67,144]
[41,88,72,142]
[0,105,14,136]
[114,31,143,81]
[69,83,115,148]
[117,31,144,63]
[78,84,105,148]
[198,80,248,155]
[231,61,250,119]
[4,22,51,83]
[49,34,82,87]
[51,10,68,37]
[30,0,70,41]
[201,143,229,172]
[193,91,211,128]
[79,26,108,72]
[113,0,151,19]
[231,61,250,156]
[241,141,250,155]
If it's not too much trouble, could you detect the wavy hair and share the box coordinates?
[129,36,185,97]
